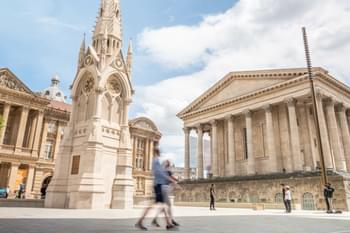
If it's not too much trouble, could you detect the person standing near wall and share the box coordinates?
[210,184,216,210]
[284,186,292,213]
[324,183,335,213]
[280,183,288,212]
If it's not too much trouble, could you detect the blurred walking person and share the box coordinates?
[135,148,177,231]
[285,186,292,213]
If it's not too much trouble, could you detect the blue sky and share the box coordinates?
[2,0,350,167]
[0,0,235,95]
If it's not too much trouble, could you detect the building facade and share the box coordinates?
[177,67,350,210]
[129,117,161,204]
[45,0,148,209]
[0,68,70,199]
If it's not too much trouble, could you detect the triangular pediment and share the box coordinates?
[178,68,319,117]
[0,68,35,95]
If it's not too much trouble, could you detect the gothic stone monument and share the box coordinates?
[45,0,134,209]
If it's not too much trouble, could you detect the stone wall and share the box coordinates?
[175,172,350,211]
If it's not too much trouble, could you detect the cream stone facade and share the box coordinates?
[129,117,161,205]
[177,67,350,210]
[44,0,157,209]
[0,68,70,199]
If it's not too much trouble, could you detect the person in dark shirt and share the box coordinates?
[280,183,288,212]
[210,184,216,210]
[324,183,335,213]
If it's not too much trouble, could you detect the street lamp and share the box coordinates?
[302,27,328,185]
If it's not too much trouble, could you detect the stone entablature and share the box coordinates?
[0,68,71,200]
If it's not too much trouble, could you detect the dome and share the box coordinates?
[41,74,66,103]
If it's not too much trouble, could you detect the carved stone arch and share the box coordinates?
[101,70,132,101]
[72,69,98,98]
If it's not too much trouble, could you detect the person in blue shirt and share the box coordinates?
[135,147,178,231]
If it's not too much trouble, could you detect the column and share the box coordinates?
[144,139,149,171]
[184,127,191,179]
[263,104,278,173]
[278,104,293,172]
[299,104,313,171]
[0,103,11,144]
[8,162,20,192]
[326,98,346,171]
[286,98,303,171]
[31,110,44,156]
[306,104,318,170]
[244,110,255,175]
[337,105,350,172]
[226,115,235,176]
[53,123,63,160]
[39,119,49,159]
[210,120,218,177]
[15,106,29,149]
[28,112,38,149]
[25,165,35,198]
[149,140,154,170]
[315,91,333,169]
[196,124,204,179]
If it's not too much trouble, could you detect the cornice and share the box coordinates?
[180,73,311,120]
[177,67,326,118]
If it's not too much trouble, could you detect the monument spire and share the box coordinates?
[126,39,133,78]
[93,0,122,58]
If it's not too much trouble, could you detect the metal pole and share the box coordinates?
[302,27,328,185]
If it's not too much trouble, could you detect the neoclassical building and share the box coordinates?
[129,117,161,204]
[177,67,350,210]
[0,68,70,199]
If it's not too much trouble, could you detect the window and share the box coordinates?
[56,92,61,97]
[243,128,248,160]
[47,122,57,134]
[71,155,80,175]
[135,138,145,170]
[44,140,54,159]
[45,91,50,95]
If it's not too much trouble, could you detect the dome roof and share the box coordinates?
[41,74,66,103]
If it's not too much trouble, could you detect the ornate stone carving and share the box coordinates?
[83,76,95,94]
[107,77,122,96]
[0,73,25,92]
[135,121,153,130]
[243,109,252,117]
[84,55,93,66]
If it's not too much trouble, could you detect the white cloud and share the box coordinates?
[135,0,350,166]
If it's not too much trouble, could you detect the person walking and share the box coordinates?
[324,183,335,213]
[210,184,216,210]
[284,186,292,213]
[135,148,177,231]
[152,160,180,227]
[280,183,288,212]
[5,186,10,199]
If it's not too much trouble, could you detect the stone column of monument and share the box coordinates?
[326,99,346,171]
[15,106,29,151]
[245,110,255,175]
[211,120,218,176]
[184,127,190,179]
[337,105,350,172]
[263,104,278,173]
[0,103,11,144]
[299,104,313,171]
[286,98,303,171]
[196,124,204,179]
[226,115,235,176]
[314,91,333,170]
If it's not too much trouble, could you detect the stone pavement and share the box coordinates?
[0,207,350,233]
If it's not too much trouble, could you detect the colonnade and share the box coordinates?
[184,94,350,179]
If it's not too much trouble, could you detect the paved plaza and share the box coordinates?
[1,207,350,233]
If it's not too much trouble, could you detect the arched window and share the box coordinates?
[56,92,61,97]
[45,91,50,95]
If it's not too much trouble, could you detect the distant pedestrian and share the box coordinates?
[210,184,216,210]
[17,182,25,199]
[324,183,335,213]
[5,186,10,199]
[284,186,292,213]
[135,148,177,231]
[280,183,288,212]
